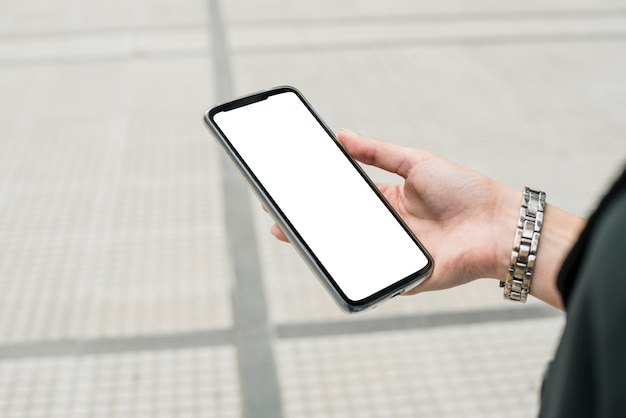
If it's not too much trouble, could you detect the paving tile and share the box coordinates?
[0,347,241,418]
[276,317,564,418]
[1,0,626,417]
[0,44,232,341]
[0,0,208,34]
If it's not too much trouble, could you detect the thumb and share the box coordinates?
[338,129,415,179]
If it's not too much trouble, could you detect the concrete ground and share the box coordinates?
[1,1,625,417]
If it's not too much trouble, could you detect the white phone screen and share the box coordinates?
[213,91,429,302]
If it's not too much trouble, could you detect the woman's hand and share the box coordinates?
[271,129,519,293]
[270,129,584,308]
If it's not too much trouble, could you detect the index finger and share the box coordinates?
[337,129,416,179]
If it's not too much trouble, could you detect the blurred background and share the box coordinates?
[1,0,625,417]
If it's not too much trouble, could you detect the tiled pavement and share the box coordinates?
[1,1,625,417]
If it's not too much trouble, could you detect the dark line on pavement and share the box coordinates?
[0,329,233,361]
[207,1,284,417]
[1,9,625,40]
[0,49,209,69]
[2,32,625,69]
[233,32,626,55]
[229,9,626,28]
[276,305,562,339]
[0,23,207,40]
[0,307,561,361]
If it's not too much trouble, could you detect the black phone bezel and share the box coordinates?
[205,86,433,311]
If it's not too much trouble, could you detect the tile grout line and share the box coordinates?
[1,8,626,40]
[0,330,234,360]
[233,32,626,55]
[228,9,626,27]
[2,32,626,70]
[275,305,563,339]
[0,307,562,361]
[207,1,284,417]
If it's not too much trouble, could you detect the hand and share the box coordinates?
[270,129,583,308]
[271,129,520,294]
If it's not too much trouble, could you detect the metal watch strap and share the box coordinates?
[499,187,546,302]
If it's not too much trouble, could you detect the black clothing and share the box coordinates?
[539,167,626,418]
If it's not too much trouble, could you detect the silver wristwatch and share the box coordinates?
[500,187,546,302]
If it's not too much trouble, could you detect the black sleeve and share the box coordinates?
[557,167,626,306]
[540,189,626,417]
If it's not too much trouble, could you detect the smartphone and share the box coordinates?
[204,86,432,313]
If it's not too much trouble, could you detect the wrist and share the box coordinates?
[485,186,522,282]
[488,187,585,309]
